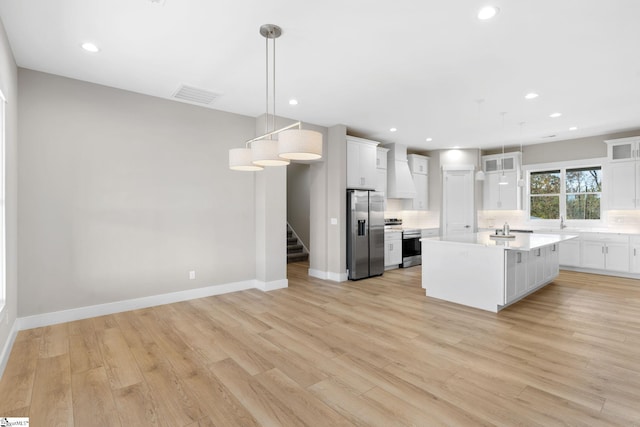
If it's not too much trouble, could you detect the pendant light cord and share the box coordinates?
[265,34,269,135]
[273,34,276,134]
[264,29,277,136]
[501,112,506,177]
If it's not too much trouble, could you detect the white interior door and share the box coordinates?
[443,167,475,235]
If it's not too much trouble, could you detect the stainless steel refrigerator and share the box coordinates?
[347,190,385,280]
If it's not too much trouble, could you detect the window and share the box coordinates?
[530,170,560,219]
[565,167,602,220]
[528,165,602,221]
[0,90,5,313]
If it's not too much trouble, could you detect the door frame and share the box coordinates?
[442,165,476,236]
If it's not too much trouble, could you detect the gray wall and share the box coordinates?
[0,17,18,370]
[287,163,310,248]
[18,69,258,316]
[484,128,640,164]
[522,129,640,164]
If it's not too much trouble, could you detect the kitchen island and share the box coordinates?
[421,231,577,312]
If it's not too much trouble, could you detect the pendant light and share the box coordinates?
[228,24,322,171]
[279,129,322,160]
[474,99,485,181]
[252,25,289,167]
[498,112,508,185]
[475,147,485,181]
[229,148,263,171]
[517,122,525,187]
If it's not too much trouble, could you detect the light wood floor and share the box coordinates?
[1,264,640,426]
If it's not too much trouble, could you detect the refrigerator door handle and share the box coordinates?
[358,219,367,236]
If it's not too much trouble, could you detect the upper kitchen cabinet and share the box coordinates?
[375,147,389,193]
[606,137,640,209]
[482,152,522,210]
[347,136,379,190]
[408,154,428,175]
[606,136,640,163]
[407,154,429,210]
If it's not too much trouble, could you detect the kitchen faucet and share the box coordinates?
[560,216,567,229]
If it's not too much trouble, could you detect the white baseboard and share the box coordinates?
[308,269,347,282]
[1,277,289,379]
[308,269,328,280]
[328,271,348,282]
[0,319,19,379]
[560,266,640,280]
[255,279,288,292]
[16,279,258,331]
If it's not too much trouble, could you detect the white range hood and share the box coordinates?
[384,143,416,199]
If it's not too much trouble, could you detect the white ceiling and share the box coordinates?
[1,0,640,151]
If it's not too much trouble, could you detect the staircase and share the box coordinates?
[287,225,309,263]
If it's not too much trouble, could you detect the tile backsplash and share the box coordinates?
[478,210,640,233]
[385,199,440,229]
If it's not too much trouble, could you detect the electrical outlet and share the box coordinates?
[189,270,196,280]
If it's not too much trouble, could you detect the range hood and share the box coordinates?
[384,143,416,199]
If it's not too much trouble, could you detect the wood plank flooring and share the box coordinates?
[1,263,640,426]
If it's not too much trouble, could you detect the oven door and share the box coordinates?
[402,233,422,267]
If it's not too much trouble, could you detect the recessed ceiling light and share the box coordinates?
[477,6,499,20]
[390,128,397,132]
[426,137,433,142]
[549,112,562,118]
[525,92,539,100]
[81,42,100,53]
[569,126,578,131]
[289,99,298,105]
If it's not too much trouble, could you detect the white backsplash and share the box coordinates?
[478,209,640,233]
[385,200,440,230]
[478,210,528,230]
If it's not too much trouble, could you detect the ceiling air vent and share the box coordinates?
[542,134,557,139]
[172,84,219,105]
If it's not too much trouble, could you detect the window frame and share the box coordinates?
[524,158,606,227]
[0,89,5,315]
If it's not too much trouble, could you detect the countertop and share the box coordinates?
[422,231,577,251]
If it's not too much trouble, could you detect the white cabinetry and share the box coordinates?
[505,251,528,303]
[559,237,581,267]
[580,233,629,272]
[408,154,428,174]
[375,147,389,194]
[630,236,640,274]
[482,153,521,210]
[384,231,402,269]
[606,137,640,209]
[606,136,640,162]
[544,244,560,282]
[407,154,429,210]
[347,137,378,190]
[505,244,560,305]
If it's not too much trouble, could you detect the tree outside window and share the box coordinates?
[530,170,560,219]
[566,167,601,220]
[529,166,601,221]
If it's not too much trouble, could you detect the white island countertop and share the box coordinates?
[421,231,577,312]
[422,231,577,251]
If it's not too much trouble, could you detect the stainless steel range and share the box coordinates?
[401,228,422,267]
[384,219,422,268]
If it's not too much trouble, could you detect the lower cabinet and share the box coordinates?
[384,231,402,269]
[505,251,527,303]
[505,245,559,305]
[559,238,581,267]
[580,234,629,273]
[631,236,640,274]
